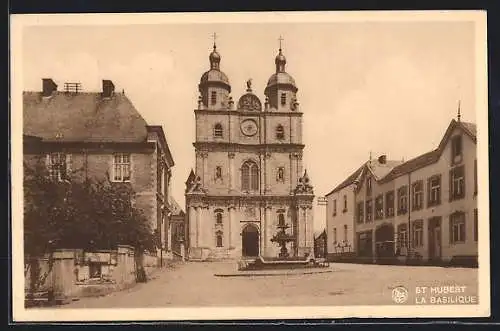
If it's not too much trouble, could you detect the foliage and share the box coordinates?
[23,159,158,257]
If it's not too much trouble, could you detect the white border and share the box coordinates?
[10,10,490,321]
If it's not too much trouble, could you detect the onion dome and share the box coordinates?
[265,48,297,94]
[199,45,231,93]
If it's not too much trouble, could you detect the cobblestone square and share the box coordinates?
[61,262,478,308]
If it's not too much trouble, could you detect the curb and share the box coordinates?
[214,269,335,277]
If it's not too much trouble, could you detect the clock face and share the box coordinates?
[240,119,258,137]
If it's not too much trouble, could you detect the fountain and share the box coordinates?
[270,219,295,259]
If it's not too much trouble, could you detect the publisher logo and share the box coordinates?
[392,286,409,304]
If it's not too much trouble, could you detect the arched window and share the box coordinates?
[214,123,223,138]
[215,209,223,224]
[241,161,259,191]
[216,230,223,247]
[276,125,285,140]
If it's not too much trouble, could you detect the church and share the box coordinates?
[185,38,315,261]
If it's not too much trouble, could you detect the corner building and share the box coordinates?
[185,44,315,261]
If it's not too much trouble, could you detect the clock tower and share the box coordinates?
[185,40,315,261]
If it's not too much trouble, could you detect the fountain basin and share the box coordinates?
[238,256,329,271]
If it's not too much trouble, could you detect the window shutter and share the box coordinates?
[427,178,431,207]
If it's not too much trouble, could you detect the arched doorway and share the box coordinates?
[375,223,395,262]
[242,224,259,257]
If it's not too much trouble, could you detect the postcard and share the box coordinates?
[10,10,489,321]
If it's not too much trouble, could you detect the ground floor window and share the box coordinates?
[216,230,223,247]
[450,212,466,244]
[89,263,102,279]
[412,220,423,248]
[397,224,408,252]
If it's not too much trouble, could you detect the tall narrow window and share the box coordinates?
[343,224,348,242]
[216,230,223,247]
[280,92,286,106]
[412,180,424,211]
[450,212,466,244]
[113,153,131,182]
[333,199,337,216]
[211,91,217,105]
[357,201,364,224]
[343,195,348,212]
[366,199,373,222]
[214,123,223,138]
[385,191,395,217]
[366,177,372,196]
[397,224,408,251]
[451,135,463,163]
[428,175,441,206]
[397,186,408,215]
[412,220,424,247]
[241,161,259,191]
[215,210,223,224]
[375,194,384,220]
[276,125,285,140]
[333,228,337,243]
[450,165,465,200]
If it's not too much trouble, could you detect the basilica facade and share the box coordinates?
[185,42,314,261]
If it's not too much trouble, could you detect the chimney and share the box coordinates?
[42,78,57,97]
[378,155,387,164]
[102,80,115,98]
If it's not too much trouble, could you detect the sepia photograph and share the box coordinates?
[10,11,489,321]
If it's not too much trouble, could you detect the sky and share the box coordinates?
[21,16,477,231]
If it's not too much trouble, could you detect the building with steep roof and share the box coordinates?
[23,79,176,259]
[325,116,478,265]
[185,41,314,261]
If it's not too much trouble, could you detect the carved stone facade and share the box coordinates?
[185,43,314,260]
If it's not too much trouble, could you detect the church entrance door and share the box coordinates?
[242,224,259,257]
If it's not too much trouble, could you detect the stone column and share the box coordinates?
[228,152,235,191]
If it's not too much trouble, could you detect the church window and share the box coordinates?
[112,153,130,182]
[214,123,223,138]
[281,92,286,106]
[277,167,285,182]
[215,166,222,180]
[216,230,223,247]
[215,210,223,224]
[276,125,285,140]
[241,160,259,191]
[211,91,217,105]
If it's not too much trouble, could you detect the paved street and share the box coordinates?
[61,261,478,308]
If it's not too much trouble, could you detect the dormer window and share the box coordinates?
[211,91,217,105]
[214,123,223,138]
[280,93,286,106]
[276,125,285,140]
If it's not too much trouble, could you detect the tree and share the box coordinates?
[23,159,158,294]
